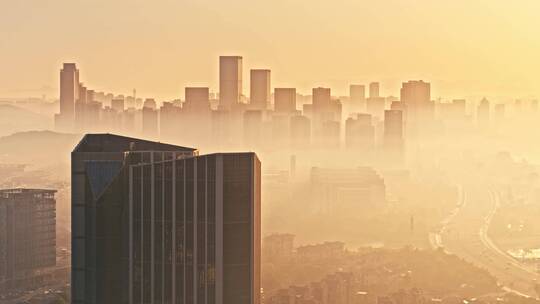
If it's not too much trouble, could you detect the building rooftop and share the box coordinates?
[0,188,57,199]
[73,133,197,153]
[0,188,57,194]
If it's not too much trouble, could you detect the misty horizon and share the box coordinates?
[3,1,540,303]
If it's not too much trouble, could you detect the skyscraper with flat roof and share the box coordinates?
[345,114,374,150]
[274,88,297,114]
[182,87,212,145]
[185,87,210,111]
[369,82,379,99]
[349,85,366,103]
[159,102,181,141]
[250,69,271,110]
[142,99,159,138]
[71,134,261,304]
[219,56,243,109]
[312,87,341,121]
[384,109,404,163]
[0,189,56,292]
[400,80,431,123]
[112,98,125,113]
[312,87,331,110]
[55,63,79,131]
[290,115,311,149]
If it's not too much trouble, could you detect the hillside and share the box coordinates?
[0,130,81,165]
[0,104,53,136]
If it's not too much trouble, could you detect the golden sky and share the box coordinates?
[1,0,539,100]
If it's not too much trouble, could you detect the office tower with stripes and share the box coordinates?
[71,134,261,304]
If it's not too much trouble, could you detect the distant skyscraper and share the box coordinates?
[142,100,159,138]
[400,81,430,105]
[0,189,56,292]
[250,69,271,110]
[75,83,88,131]
[366,97,386,120]
[350,84,366,103]
[312,87,331,110]
[182,87,212,144]
[400,80,435,129]
[345,114,375,150]
[111,98,125,113]
[271,114,290,147]
[384,109,404,163]
[369,82,380,99]
[321,120,340,148]
[143,98,157,110]
[290,115,311,149]
[390,101,406,112]
[219,56,243,108]
[274,88,297,114]
[384,110,403,144]
[87,89,95,103]
[244,110,263,148]
[78,83,88,104]
[122,108,137,134]
[477,97,490,125]
[55,63,79,130]
[185,87,210,106]
[159,101,181,140]
[71,134,261,304]
[400,80,431,122]
[312,87,341,122]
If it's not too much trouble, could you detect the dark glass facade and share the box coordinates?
[72,134,260,304]
[128,153,260,304]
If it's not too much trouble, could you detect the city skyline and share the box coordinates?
[2,1,540,99]
[4,2,540,303]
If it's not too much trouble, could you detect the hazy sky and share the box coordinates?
[1,0,540,100]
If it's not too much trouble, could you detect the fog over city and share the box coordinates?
[2,1,540,304]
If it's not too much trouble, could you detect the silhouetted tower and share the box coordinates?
[250,69,271,110]
[477,97,490,125]
[369,82,380,98]
[219,56,243,109]
[55,63,79,131]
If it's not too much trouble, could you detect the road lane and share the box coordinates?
[436,186,539,298]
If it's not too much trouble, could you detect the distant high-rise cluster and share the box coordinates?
[56,56,517,165]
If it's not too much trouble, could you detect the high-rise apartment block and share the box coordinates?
[219,56,243,109]
[400,80,431,123]
[369,82,380,99]
[349,85,366,103]
[274,88,297,114]
[250,69,271,110]
[0,189,56,292]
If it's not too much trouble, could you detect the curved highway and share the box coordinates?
[431,185,539,298]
